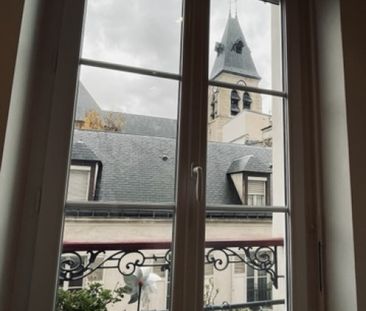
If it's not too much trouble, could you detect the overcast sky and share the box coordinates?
[79,0,279,119]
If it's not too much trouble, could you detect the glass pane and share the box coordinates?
[206,1,286,306]
[68,65,179,203]
[82,0,183,74]
[207,91,286,207]
[209,0,282,91]
[205,212,287,310]
[60,215,174,311]
[58,64,179,309]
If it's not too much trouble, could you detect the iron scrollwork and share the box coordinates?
[59,246,278,287]
[59,249,172,282]
[206,246,278,288]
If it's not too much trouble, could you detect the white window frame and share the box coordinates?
[10,0,318,310]
[67,165,91,201]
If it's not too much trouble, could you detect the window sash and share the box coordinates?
[62,1,287,308]
[169,1,210,310]
[24,0,294,311]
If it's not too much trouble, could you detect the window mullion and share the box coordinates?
[170,0,210,310]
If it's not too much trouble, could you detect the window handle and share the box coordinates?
[192,165,203,203]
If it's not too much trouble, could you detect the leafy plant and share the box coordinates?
[56,283,127,311]
[81,110,104,130]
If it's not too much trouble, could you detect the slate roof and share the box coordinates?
[210,15,260,80]
[111,112,177,139]
[227,155,272,174]
[71,141,99,162]
[75,83,177,138]
[72,130,272,204]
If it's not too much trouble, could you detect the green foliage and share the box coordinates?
[56,283,126,311]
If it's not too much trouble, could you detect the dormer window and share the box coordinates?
[230,89,240,116]
[67,161,101,201]
[227,155,271,205]
[231,39,244,54]
[228,172,270,206]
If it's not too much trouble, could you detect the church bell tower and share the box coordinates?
[208,13,269,143]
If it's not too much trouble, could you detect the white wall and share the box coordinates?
[222,110,270,143]
[0,1,25,165]
[0,0,45,308]
[314,0,359,310]
[339,1,366,310]
[0,1,81,310]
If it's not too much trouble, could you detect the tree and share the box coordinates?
[103,112,124,132]
[81,110,104,130]
[81,110,124,132]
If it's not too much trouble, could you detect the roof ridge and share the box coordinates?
[74,128,176,140]
[101,111,177,122]
[230,154,254,162]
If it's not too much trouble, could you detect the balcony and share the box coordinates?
[59,238,285,310]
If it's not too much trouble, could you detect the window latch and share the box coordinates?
[192,165,203,203]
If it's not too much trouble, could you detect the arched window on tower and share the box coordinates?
[231,89,240,116]
[243,91,252,110]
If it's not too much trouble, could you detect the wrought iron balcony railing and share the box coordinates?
[60,238,284,310]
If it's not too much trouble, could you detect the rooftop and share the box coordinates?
[72,129,272,204]
[210,14,260,80]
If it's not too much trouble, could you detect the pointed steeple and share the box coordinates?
[210,15,260,80]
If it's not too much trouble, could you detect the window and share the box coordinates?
[247,266,272,304]
[18,0,310,310]
[229,170,270,206]
[247,176,268,206]
[67,165,91,201]
[1,0,324,309]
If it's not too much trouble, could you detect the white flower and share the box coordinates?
[123,267,161,305]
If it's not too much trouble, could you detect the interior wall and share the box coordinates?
[0,0,43,308]
[313,0,358,310]
[1,0,365,310]
[339,1,366,310]
[0,0,66,310]
[0,1,25,167]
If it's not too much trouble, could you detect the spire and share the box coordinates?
[228,0,237,18]
[210,15,260,80]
